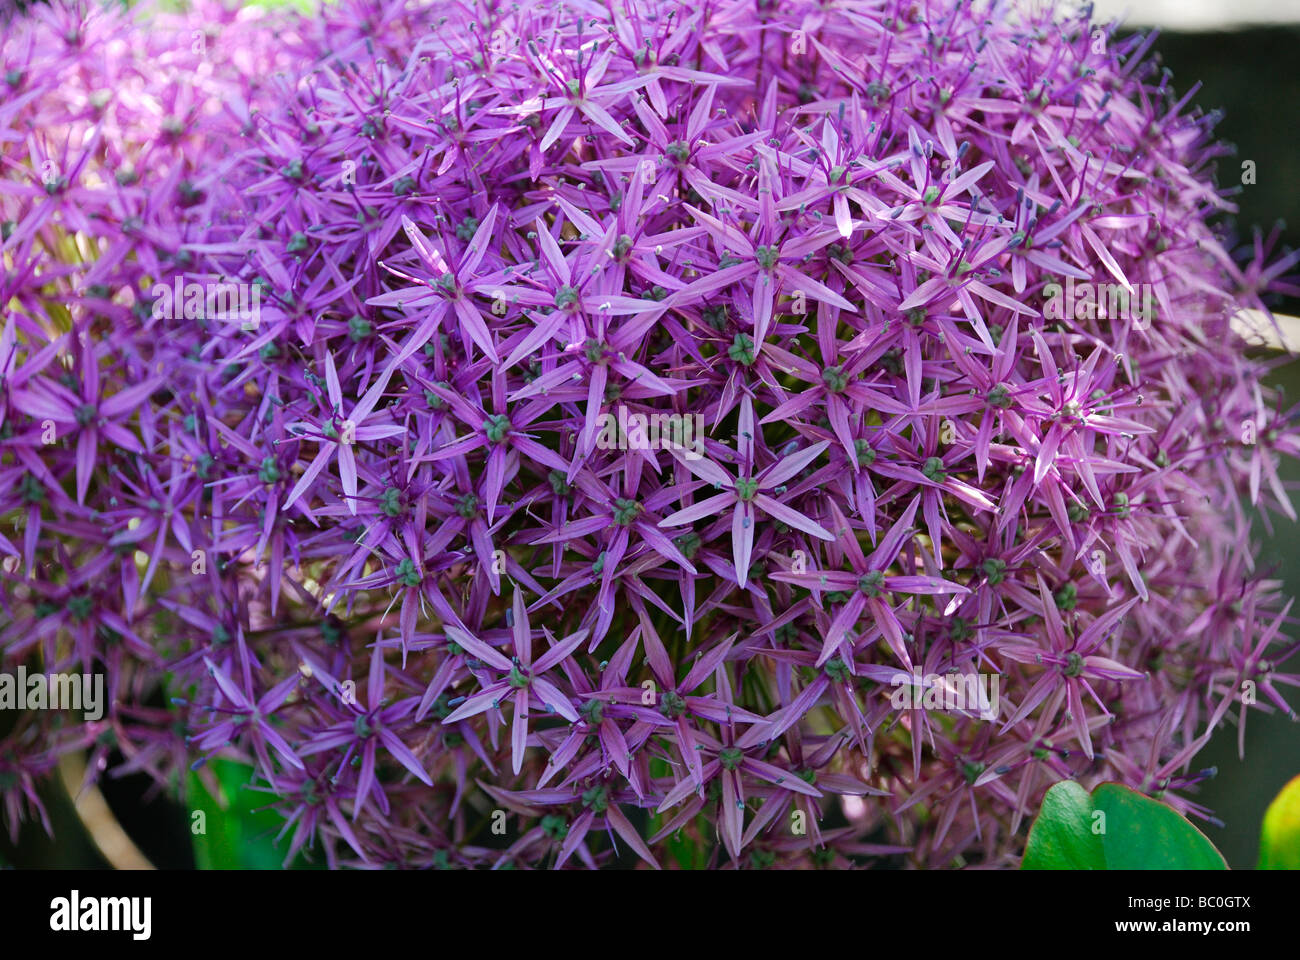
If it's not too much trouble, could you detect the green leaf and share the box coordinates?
[1022,780,1227,870]
[187,758,295,870]
[1093,783,1227,869]
[1021,780,1106,869]
[1259,773,1300,869]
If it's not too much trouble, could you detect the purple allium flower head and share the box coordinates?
[3,0,1300,869]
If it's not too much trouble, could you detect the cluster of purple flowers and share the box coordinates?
[2,0,1298,869]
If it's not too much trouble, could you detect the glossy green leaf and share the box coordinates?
[1094,783,1227,869]
[1259,774,1300,869]
[1021,780,1106,869]
[1022,780,1227,870]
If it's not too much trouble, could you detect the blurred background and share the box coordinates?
[1121,18,1300,869]
[1,0,1297,868]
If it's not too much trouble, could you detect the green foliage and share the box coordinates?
[187,758,303,869]
[1023,780,1227,870]
[664,816,711,870]
[1258,774,1300,869]
[1021,781,1104,869]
